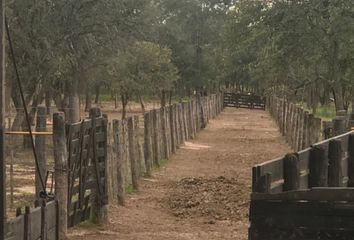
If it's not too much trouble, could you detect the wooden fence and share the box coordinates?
[267,96,322,151]
[5,201,58,240]
[3,93,223,240]
[250,130,354,239]
[107,93,224,205]
[224,93,265,110]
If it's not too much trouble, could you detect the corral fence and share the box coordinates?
[267,96,322,151]
[266,95,353,151]
[249,95,354,239]
[250,131,354,239]
[223,93,265,110]
[107,93,224,205]
[4,93,224,240]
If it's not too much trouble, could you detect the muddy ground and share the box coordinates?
[68,107,291,240]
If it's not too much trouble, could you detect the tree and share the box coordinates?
[108,41,179,118]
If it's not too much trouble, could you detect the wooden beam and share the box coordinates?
[0,0,5,238]
[5,131,53,136]
[251,188,354,201]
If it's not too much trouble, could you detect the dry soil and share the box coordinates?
[68,107,291,240]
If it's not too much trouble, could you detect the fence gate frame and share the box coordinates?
[66,110,108,227]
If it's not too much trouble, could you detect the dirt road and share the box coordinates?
[68,108,291,240]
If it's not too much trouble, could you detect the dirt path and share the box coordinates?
[68,108,291,240]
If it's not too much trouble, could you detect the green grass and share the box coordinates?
[159,159,168,167]
[300,103,353,121]
[313,105,337,121]
[125,184,134,194]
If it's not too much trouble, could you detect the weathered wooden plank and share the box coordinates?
[283,153,300,191]
[252,188,354,201]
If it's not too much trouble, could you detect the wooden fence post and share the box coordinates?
[128,117,139,191]
[53,112,68,239]
[333,115,347,136]
[283,154,300,191]
[302,111,309,150]
[309,145,328,187]
[35,105,47,201]
[89,108,108,224]
[161,107,169,160]
[144,112,152,177]
[348,134,354,187]
[182,102,189,140]
[152,109,161,166]
[170,105,176,154]
[179,104,185,143]
[134,116,143,176]
[328,139,343,187]
[113,120,125,205]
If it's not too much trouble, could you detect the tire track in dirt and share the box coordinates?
[68,108,291,240]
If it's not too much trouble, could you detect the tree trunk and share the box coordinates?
[23,94,43,148]
[332,84,345,113]
[114,93,118,109]
[68,84,80,123]
[160,90,166,108]
[45,91,52,119]
[85,87,92,112]
[121,94,128,120]
[169,91,173,106]
[95,85,100,104]
[138,94,145,113]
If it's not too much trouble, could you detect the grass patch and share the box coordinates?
[159,159,168,167]
[314,106,336,121]
[125,185,134,194]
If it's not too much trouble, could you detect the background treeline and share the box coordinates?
[223,0,354,117]
[7,0,354,128]
[6,0,233,128]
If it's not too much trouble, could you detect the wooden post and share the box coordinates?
[309,145,328,187]
[152,109,160,166]
[161,107,169,160]
[113,120,125,205]
[182,103,189,140]
[106,121,117,203]
[128,117,139,190]
[283,154,300,191]
[328,139,343,187]
[53,112,68,239]
[0,0,5,236]
[134,116,143,175]
[302,111,309,150]
[35,105,47,200]
[307,114,314,146]
[333,115,347,136]
[122,119,132,186]
[348,134,354,187]
[293,107,299,150]
[144,112,152,176]
[89,108,108,224]
[323,121,332,139]
[179,104,185,144]
[169,105,176,154]
[257,173,271,193]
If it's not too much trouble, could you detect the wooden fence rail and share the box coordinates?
[250,129,354,239]
[5,201,59,240]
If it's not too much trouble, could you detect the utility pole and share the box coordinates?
[0,0,6,238]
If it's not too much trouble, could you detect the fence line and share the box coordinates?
[107,93,224,205]
[267,96,322,151]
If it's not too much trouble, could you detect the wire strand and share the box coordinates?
[5,17,47,196]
